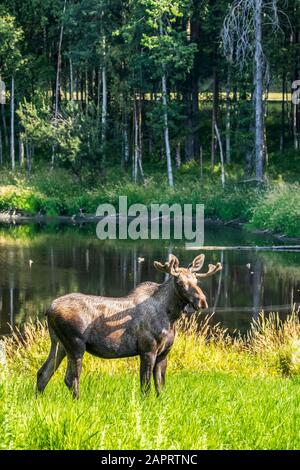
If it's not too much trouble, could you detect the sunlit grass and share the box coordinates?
[1,311,300,449]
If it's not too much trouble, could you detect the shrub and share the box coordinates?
[249,183,300,237]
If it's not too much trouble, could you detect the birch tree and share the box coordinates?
[52,0,67,167]
[10,77,15,170]
[101,35,108,165]
[141,0,196,187]
[222,0,280,182]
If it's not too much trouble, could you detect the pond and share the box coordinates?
[0,221,299,336]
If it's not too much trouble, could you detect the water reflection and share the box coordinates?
[0,223,299,335]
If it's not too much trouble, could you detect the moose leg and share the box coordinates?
[36,341,66,393]
[139,352,156,395]
[64,361,73,390]
[153,354,168,396]
[65,356,83,399]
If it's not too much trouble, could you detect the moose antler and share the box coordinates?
[196,262,222,279]
[153,254,180,276]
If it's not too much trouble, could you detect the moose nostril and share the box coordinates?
[201,298,208,309]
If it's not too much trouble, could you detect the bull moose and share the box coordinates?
[37,254,222,398]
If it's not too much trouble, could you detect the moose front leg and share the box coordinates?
[65,356,83,399]
[153,353,168,396]
[139,352,157,395]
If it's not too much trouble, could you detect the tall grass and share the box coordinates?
[1,311,300,449]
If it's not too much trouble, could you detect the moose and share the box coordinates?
[37,254,222,398]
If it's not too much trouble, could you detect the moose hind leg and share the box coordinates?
[36,341,66,393]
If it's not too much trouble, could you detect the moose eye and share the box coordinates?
[179,280,188,289]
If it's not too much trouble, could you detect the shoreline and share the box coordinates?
[0,212,300,245]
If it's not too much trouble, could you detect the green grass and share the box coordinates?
[1,312,300,450]
[2,370,300,450]
[249,182,300,238]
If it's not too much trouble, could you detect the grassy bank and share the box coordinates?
[1,312,300,450]
[0,165,300,238]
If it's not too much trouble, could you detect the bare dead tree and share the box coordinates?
[221,0,280,182]
[52,0,67,168]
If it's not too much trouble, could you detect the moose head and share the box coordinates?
[154,254,222,311]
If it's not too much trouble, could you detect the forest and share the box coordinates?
[0,0,299,236]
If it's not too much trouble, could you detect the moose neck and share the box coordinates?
[156,277,187,323]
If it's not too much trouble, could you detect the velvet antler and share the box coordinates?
[196,262,222,279]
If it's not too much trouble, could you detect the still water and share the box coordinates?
[0,222,299,335]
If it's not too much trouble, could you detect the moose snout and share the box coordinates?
[196,296,208,310]
[191,293,208,311]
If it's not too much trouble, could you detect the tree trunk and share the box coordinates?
[132,95,144,182]
[184,3,200,161]
[184,93,194,161]
[69,56,73,101]
[26,142,31,175]
[214,122,225,188]
[254,0,264,181]
[200,145,203,180]
[133,97,138,183]
[54,0,66,120]
[138,95,144,180]
[293,102,299,150]
[264,69,270,165]
[53,0,66,168]
[225,68,231,164]
[160,19,174,188]
[211,67,219,167]
[76,69,79,102]
[122,112,129,166]
[1,104,8,147]
[10,77,15,171]
[162,72,174,188]
[101,39,107,166]
[175,142,181,168]
[97,66,102,118]
[280,71,286,151]
[85,67,89,110]
[0,124,3,165]
[292,13,299,150]
[19,136,24,167]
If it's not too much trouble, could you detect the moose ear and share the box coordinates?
[190,254,205,272]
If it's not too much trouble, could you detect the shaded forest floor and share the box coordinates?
[0,159,299,238]
[1,312,300,450]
